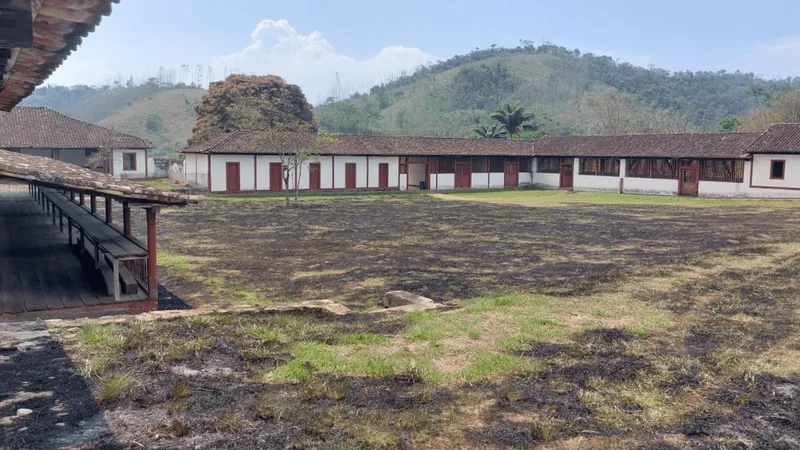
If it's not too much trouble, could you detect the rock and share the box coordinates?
[382,291,435,308]
[16,408,33,417]
[56,422,65,427]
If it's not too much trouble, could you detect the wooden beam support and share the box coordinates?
[37,5,103,26]
[105,197,113,223]
[144,206,159,300]
[90,195,97,214]
[122,201,131,236]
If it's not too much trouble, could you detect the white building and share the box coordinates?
[0,107,154,179]
[181,125,800,199]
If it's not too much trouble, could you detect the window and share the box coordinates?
[123,152,137,171]
[437,157,455,174]
[489,157,505,172]
[626,158,677,179]
[520,158,533,173]
[771,160,786,180]
[472,157,489,173]
[700,159,745,183]
[536,157,561,173]
[579,158,620,176]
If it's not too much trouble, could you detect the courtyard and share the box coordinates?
[5,191,800,448]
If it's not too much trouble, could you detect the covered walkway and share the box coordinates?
[0,187,149,319]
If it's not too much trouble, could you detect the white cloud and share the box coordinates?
[212,19,437,103]
[743,35,800,78]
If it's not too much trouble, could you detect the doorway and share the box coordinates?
[269,163,283,191]
[455,162,472,188]
[345,163,357,189]
[378,163,389,189]
[504,162,519,188]
[679,166,699,196]
[309,163,321,190]
[559,161,574,189]
[225,162,241,193]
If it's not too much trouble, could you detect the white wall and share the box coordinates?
[750,154,800,190]
[622,177,678,195]
[210,154,256,192]
[574,173,621,192]
[366,156,400,188]
[533,172,560,188]
[435,173,455,190]
[399,174,408,191]
[148,157,168,178]
[489,173,505,189]
[333,156,368,189]
[113,149,148,179]
[471,173,490,189]
[519,172,534,186]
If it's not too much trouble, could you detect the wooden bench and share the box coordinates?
[40,188,148,302]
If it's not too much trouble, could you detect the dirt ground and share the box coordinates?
[6,194,800,449]
[142,195,800,309]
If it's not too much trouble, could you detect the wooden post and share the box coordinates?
[79,193,85,206]
[145,206,159,299]
[123,202,131,236]
[67,218,73,245]
[105,198,113,223]
[90,195,97,214]
[70,191,75,202]
[59,211,63,232]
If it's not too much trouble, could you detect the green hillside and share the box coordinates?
[22,84,205,156]
[97,89,204,156]
[316,44,800,137]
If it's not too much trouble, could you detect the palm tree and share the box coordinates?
[490,104,536,139]
[473,124,508,139]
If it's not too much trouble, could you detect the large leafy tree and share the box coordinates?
[189,74,317,146]
[490,104,536,139]
[473,124,508,139]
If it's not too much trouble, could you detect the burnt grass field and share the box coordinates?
[33,194,800,449]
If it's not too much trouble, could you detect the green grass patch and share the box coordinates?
[98,372,137,402]
[457,353,537,382]
[244,325,282,343]
[335,332,390,346]
[81,324,125,349]
[265,343,397,383]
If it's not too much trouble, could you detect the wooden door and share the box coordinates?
[679,167,699,197]
[378,163,389,189]
[455,162,472,188]
[345,163,357,189]
[309,163,321,190]
[504,162,519,188]
[269,163,283,191]
[225,162,241,193]
[559,162,574,189]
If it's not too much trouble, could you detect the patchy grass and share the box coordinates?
[97,372,137,402]
[57,196,800,448]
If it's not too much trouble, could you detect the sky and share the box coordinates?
[48,0,800,103]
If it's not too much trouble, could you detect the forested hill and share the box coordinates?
[316,43,800,138]
[20,84,205,156]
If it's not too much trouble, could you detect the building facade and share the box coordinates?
[181,125,800,199]
[0,107,153,178]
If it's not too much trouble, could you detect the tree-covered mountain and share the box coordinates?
[316,43,800,137]
[21,83,205,156]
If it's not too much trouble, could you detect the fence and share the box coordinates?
[168,161,208,190]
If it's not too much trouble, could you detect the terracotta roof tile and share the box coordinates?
[534,133,761,159]
[747,124,800,154]
[0,149,186,205]
[0,0,119,111]
[181,132,535,156]
[0,107,151,149]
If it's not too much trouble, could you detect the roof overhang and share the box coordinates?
[0,0,118,111]
[0,149,188,205]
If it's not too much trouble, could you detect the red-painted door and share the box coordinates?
[560,162,574,189]
[345,163,357,189]
[455,162,472,188]
[309,163,321,190]
[269,163,283,191]
[504,162,519,188]
[378,163,389,189]
[679,167,699,197]
[225,162,241,193]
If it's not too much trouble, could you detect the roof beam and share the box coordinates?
[0,0,34,48]
[38,5,101,25]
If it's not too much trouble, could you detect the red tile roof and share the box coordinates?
[0,149,187,205]
[534,132,761,159]
[0,0,120,111]
[0,107,151,149]
[747,124,800,154]
[181,131,535,156]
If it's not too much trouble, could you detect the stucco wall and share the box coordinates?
[399,174,408,191]
[623,177,678,195]
[699,159,800,198]
[533,172,560,188]
[434,173,455,190]
[333,156,368,189]
[750,154,800,190]
[210,154,256,192]
[574,173,621,192]
[366,156,400,188]
[489,173,505,189]
[519,172,534,186]
[471,173,490,189]
[113,149,148,179]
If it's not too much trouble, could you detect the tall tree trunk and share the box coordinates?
[283,169,291,207]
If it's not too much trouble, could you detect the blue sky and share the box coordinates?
[49,0,800,102]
